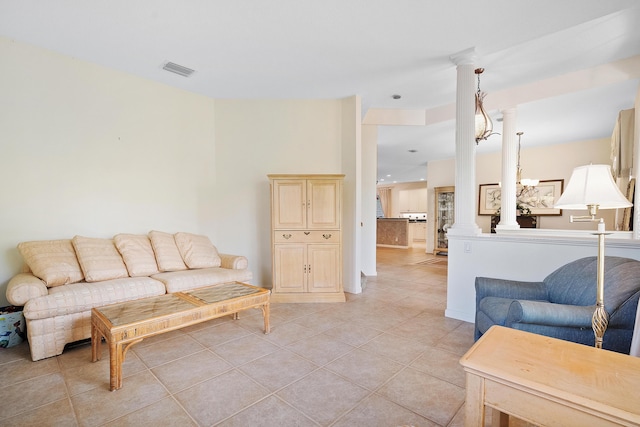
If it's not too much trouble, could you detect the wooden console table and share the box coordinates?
[460,326,640,427]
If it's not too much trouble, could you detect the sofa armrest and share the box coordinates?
[475,277,547,307]
[6,273,49,306]
[218,254,248,270]
[506,300,594,328]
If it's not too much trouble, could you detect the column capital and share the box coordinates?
[450,47,477,66]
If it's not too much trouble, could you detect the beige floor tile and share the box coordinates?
[262,321,318,346]
[359,332,428,365]
[70,370,169,426]
[409,347,467,388]
[276,368,370,426]
[377,367,465,426]
[188,321,252,348]
[217,395,319,427]
[2,397,78,427]
[436,323,476,356]
[0,340,32,364]
[325,348,404,390]
[151,349,233,393]
[332,393,438,427]
[62,349,147,395]
[239,348,319,391]
[180,314,234,333]
[321,322,383,347]
[0,373,68,420]
[233,310,271,334]
[286,333,355,365]
[102,396,197,426]
[174,369,269,426]
[291,311,349,334]
[132,334,205,368]
[1,356,59,386]
[212,334,281,366]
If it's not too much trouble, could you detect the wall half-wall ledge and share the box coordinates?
[444,231,640,324]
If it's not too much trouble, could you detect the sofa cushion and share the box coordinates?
[17,239,84,287]
[174,232,222,269]
[152,267,253,293]
[114,234,159,277]
[72,236,129,282]
[149,230,187,272]
[23,276,166,320]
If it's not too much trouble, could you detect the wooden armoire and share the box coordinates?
[268,174,345,303]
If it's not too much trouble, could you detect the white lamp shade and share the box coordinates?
[555,164,632,210]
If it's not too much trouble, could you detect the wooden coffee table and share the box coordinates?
[91,281,270,391]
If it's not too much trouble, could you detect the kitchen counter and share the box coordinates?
[376,218,409,248]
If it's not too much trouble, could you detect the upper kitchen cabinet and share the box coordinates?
[270,175,342,229]
[399,188,428,212]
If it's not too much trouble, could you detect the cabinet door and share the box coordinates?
[416,188,428,212]
[273,244,306,292]
[399,190,410,212]
[307,180,341,229]
[307,244,341,293]
[272,180,307,229]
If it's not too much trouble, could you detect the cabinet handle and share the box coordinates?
[282,234,292,239]
[322,234,332,239]
[308,264,311,273]
[304,231,311,235]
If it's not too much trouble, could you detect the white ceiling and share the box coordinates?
[2,1,639,183]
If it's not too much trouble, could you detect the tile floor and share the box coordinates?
[0,247,482,426]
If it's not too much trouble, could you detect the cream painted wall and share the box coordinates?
[362,125,378,276]
[340,96,362,294]
[211,99,345,291]
[0,38,217,306]
[0,38,356,306]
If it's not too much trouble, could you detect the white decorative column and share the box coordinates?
[496,108,519,230]
[448,48,482,236]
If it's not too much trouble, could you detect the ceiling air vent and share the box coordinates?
[162,62,195,77]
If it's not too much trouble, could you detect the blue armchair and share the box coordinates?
[475,256,640,354]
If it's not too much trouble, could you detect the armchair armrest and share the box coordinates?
[6,273,49,306]
[218,254,248,270]
[475,277,547,307]
[506,300,595,328]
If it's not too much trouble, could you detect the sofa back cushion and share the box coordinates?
[174,232,222,269]
[114,234,159,277]
[72,236,129,282]
[149,230,188,272]
[17,239,84,287]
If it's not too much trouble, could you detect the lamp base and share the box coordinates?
[592,303,609,349]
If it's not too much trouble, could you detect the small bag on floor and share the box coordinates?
[0,306,26,348]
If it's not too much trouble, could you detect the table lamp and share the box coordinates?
[554,164,633,348]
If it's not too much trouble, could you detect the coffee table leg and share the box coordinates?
[91,323,101,362]
[262,303,270,334]
[110,341,123,391]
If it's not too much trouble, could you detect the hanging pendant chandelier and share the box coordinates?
[516,131,539,188]
[474,68,495,144]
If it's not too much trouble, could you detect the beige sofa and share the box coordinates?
[6,231,253,361]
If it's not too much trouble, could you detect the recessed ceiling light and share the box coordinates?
[408,149,417,153]
[392,94,401,100]
[386,174,391,177]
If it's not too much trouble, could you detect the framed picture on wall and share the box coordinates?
[478,180,564,216]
